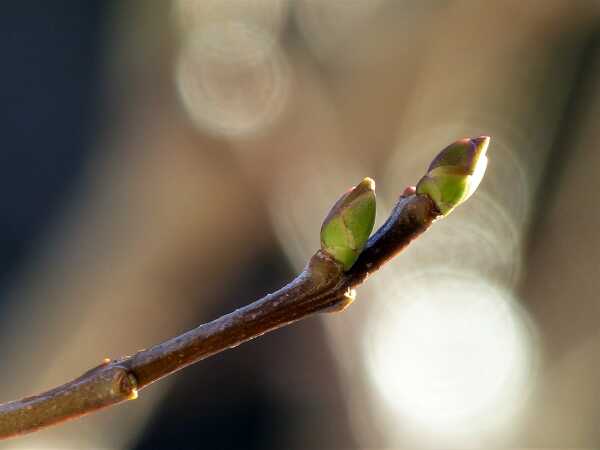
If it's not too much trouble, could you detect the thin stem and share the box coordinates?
[0,192,438,440]
[125,249,345,389]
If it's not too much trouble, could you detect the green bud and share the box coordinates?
[320,177,376,271]
[416,136,489,215]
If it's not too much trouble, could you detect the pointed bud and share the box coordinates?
[320,178,376,271]
[416,136,489,215]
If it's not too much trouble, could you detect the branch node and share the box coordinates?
[119,371,139,400]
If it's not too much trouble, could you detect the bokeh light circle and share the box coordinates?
[364,270,537,439]
[175,22,291,138]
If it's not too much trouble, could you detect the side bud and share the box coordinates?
[320,178,376,271]
[416,136,490,215]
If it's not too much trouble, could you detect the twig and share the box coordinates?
[0,193,437,440]
[0,136,489,440]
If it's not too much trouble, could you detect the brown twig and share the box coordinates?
[0,192,438,440]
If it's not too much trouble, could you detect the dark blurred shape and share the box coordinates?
[0,2,107,288]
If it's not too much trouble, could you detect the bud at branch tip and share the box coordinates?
[416,136,490,215]
[320,177,376,271]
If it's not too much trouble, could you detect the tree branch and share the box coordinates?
[0,193,437,440]
[0,135,490,439]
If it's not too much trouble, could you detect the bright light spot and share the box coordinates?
[365,271,537,440]
[175,22,290,138]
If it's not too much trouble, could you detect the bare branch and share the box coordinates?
[0,192,438,440]
[1,132,494,439]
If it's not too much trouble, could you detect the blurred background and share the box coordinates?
[1,1,600,448]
